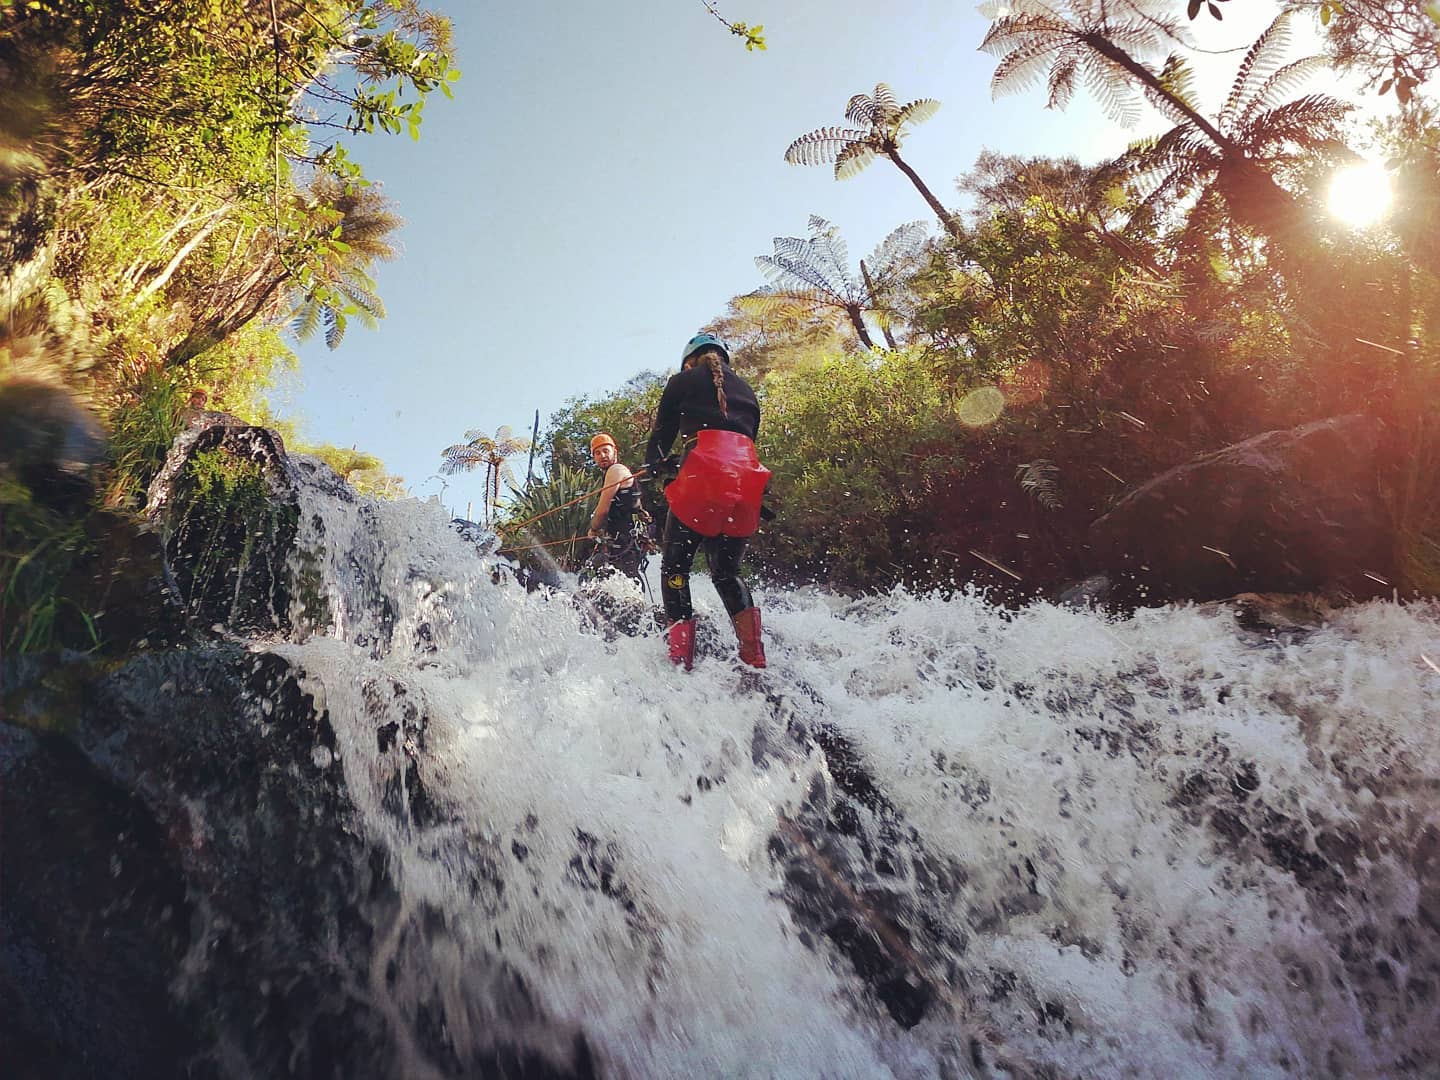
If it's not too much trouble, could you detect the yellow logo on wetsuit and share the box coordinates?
[667,573,687,590]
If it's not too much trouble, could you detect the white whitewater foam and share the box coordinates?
[270,459,1440,1078]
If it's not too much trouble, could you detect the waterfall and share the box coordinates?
[259,455,1440,1077]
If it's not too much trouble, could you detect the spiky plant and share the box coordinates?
[439,424,532,523]
[287,175,401,349]
[981,4,1349,253]
[754,216,928,349]
[494,462,593,572]
[784,84,959,237]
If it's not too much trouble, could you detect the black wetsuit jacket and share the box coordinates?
[644,362,761,469]
[603,478,642,537]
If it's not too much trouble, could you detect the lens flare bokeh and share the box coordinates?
[956,385,1006,427]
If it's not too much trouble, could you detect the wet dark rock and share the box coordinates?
[146,414,311,638]
[0,648,589,1079]
[1089,415,1395,603]
[1052,573,1113,609]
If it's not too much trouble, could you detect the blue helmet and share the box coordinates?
[681,333,729,370]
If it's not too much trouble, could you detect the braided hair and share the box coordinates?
[690,347,729,418]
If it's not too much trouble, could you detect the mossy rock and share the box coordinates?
[147,415,325,637]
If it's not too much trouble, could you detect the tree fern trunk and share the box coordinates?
[860,259,898,349]
[845,303,876,349]
[885,149,962,239]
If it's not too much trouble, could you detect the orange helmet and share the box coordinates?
[589,433,616,455]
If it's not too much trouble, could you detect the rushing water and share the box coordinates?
[271,457,1440,1078]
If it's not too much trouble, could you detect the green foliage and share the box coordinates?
[0,491,100,653]
[1,0,455,390]
[699,1,766,50]
[105,365,187,509]
[704,292,850,378]
[301,442,407,499]
[0,0,450,655]
[543,374,666,473]
[756,348,960,585]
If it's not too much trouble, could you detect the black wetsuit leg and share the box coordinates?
[660,512,703,621]
[660,512,752,621]
[703,534,752,616]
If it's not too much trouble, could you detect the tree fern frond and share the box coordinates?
[785,127,868,166]
[835,140,879,179]
[1242,96,1353,153]
[868,221,929,275]
[771,235,812,262]
[1237,57,1328,127]
[1132,163,1191,215]
[809,216,852,278]
[1126,124,1213,171]
[1220,10,1292,127]
[896,98,941,128]
[871,83,899,117]
[763,288,850,315]
[323,306,346,350]
[1140,82,1201,128]
[1016,459,1062,509]
[290,298,322,341]
[1156,53,1199,112]
[735,289,815,320]
[981,13,1068,58]
[755,254,845,298]
[1047,52,1080,109]
[1085,55,1142,126]
[988,31,1067,96]
[844,92,876,126]
[1107,17,1185,61]
[491,425,531,456]
[340,282,385,320]
[439,445,486,475]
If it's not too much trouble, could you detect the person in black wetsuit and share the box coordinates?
[581,432,649,584]
[644,333,770,671]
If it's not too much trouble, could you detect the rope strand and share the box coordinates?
[503,463,653,533]
[495,533,591,555]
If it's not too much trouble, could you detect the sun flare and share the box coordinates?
[1327,161,1393,228]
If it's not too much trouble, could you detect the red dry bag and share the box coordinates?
[664,429,771,538]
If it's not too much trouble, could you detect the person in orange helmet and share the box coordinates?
[582,432,649,585]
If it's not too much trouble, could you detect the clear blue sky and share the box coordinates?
[274,0,1291,514]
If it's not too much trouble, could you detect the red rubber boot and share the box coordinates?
[732,607,766,669]
[667,619,696,671]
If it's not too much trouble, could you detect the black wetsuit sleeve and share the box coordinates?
[646,376,683,468]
